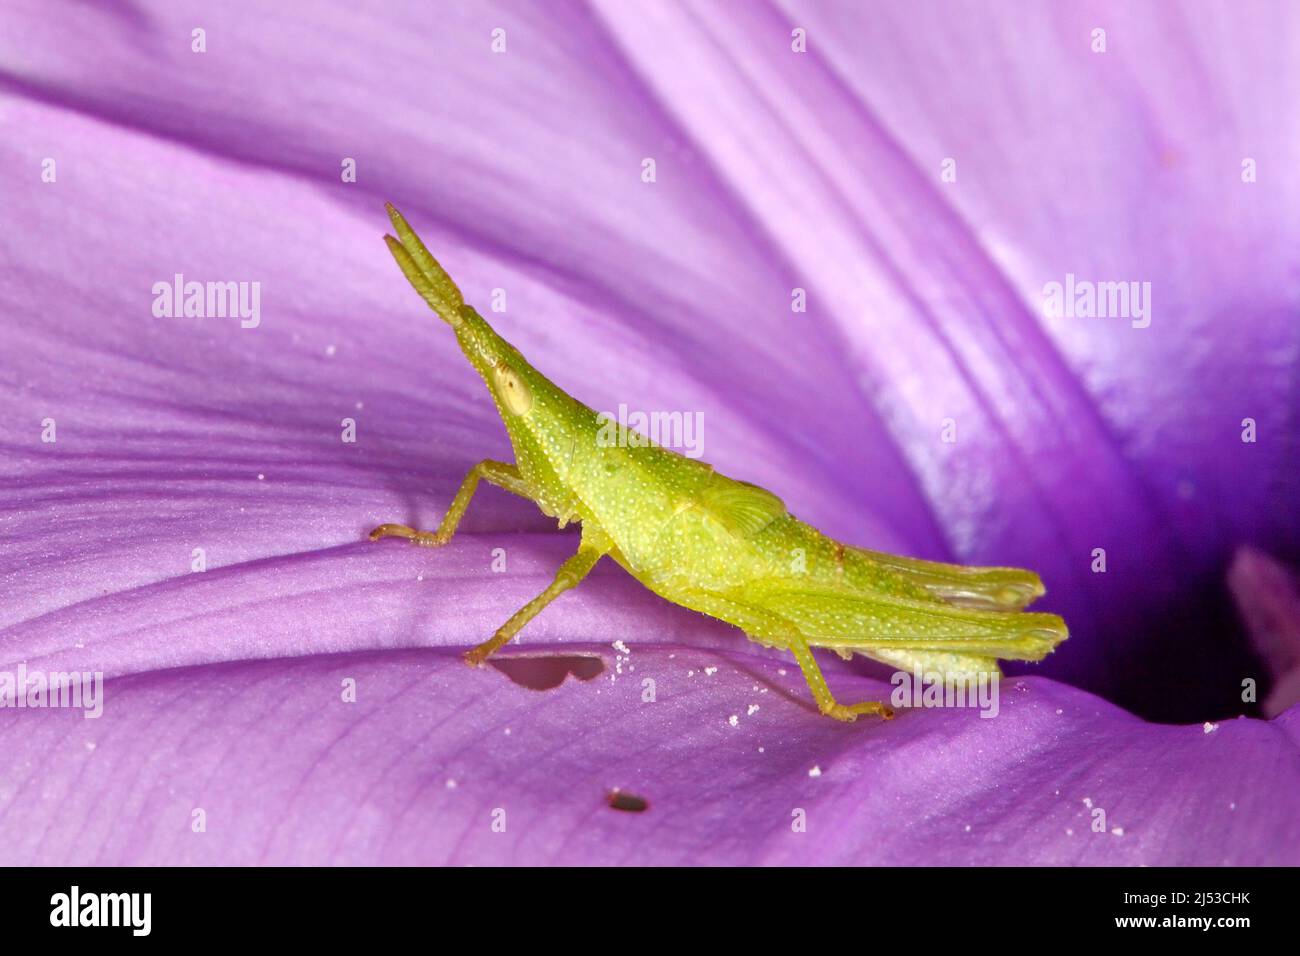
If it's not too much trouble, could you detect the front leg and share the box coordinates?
[369,459,532,547]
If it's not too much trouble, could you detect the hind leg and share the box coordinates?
[673,589,893,723]
[785,633,893,721]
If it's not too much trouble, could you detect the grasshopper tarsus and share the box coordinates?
[368,523,446,547]
[822,701,895,723]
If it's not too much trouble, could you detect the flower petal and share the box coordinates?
[0,646,1294,865]
[1229,547,1300,717]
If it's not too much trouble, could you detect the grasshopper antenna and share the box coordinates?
[383,202,465,328]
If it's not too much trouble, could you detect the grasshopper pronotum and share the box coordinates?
[370,205,1068,721]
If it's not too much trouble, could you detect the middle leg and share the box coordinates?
[464,543,606,667]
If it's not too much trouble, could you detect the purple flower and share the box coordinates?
[0,1,1296,864]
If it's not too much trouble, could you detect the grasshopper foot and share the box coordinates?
[368,523,447,547]
[820,700,894,723]
[464,637,505,669]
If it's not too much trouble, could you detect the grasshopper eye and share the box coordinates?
[493,361,533,416]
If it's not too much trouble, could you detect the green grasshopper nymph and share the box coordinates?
[370,204,1068,722]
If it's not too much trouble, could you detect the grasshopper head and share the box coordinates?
[382,203,559,431]
[452,307,540,421]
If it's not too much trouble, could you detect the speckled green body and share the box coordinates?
[377,204,1068,719]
